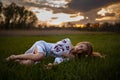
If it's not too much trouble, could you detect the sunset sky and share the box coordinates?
[1,0,120,25]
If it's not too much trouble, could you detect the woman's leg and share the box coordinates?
[16,60,35,66]
[9,52,45,61]
[6,46,45,62]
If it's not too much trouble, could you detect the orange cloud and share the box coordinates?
[96,3,120,21]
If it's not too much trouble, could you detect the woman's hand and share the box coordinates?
[44,63,58,69]
[44,63,54,69]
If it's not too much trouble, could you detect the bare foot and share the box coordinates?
[6,55,16,61]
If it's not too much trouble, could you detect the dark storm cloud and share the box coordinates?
[68,0,120,12]
[2,0,120,23]
[12,0,50,8]
[2,0,120,14]
[1,0,76,14]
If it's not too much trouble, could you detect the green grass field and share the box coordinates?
[0,32,120,80]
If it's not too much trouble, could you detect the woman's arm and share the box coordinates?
[44,57,68,69]
[92,52,105,58]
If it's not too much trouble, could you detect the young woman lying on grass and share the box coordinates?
[6,38,105,68]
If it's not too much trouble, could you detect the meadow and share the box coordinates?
[0,32,120,80]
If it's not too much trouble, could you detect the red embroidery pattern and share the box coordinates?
[62,40,66,43]
[62,48,64,51]
[54,44,63,52]
[66,46,69,50]
[53,39,70,53]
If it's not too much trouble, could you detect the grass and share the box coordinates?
[0,32,120,80]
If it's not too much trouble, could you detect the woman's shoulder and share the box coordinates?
[65,38,71,41]
[54,38,71,47]
[61,38,71,43]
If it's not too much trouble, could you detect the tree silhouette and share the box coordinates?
[0,2,3,13]
[3,3,16,29]
[2,2,38,29]
[0,2,4,29]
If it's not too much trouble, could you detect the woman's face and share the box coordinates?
[74,43,88,54]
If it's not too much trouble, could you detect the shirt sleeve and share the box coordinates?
[54,57,64,64]
[51,38,72,57]
[54,57,70,64]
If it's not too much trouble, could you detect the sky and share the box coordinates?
[1,0,120,26]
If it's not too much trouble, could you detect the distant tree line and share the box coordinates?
[79,22,120,32]
[37,22,120,32]
[0,2,38,29]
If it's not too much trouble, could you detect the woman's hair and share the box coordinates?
[70,42,93,58]
[77,42,93,55]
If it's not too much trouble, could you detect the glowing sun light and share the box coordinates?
[97,8,108,16]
